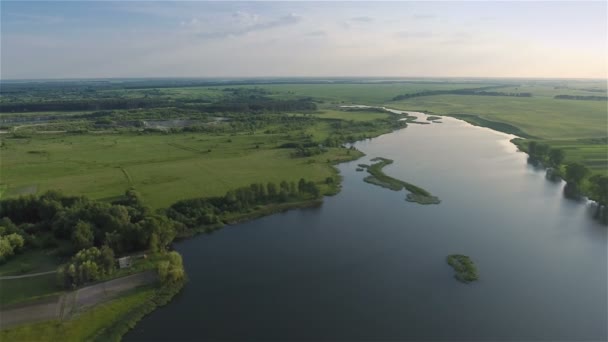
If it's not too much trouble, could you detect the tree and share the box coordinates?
[99,245,116,274]
[289,181,298,196]
[589,174,608,206]
[72,220,94,251]
[298,178,307,193]
[548,148,565,168]
[157,251,185,286]
[57,246,114,288]
[138,215,176,253]
[267,182,278,199]
[565,163,589,186]
[534,143,550,160]
[0,233,25,263]
[279,181,290,193]
[528,141,537,155]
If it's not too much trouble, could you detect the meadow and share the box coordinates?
[1,78,606,207]
[2,130,362,209]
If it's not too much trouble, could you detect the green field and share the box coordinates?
[390,95,606,139]
[1,79,606,206]
[253,82,496,105]
[1,131,361,209]
[0,249,63,276]
[0,273,62,306]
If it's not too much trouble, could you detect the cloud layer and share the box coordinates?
[1,2,606,79]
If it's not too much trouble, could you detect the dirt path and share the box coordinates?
[0,271,158,329]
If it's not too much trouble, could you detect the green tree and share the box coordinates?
[289,181,298,196]
[527,141,537,155]
[589,174,608,206]
[565,163,589,186]
[298,178,307,193]
[158,251,185,286]
[72,220,94,251]
[548,148,565,168]
[535,143,550,160]
[267,182,278,199]
[0,233,25,263]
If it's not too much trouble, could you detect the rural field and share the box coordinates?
[1,79,607,207]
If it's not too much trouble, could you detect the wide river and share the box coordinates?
[127,111,607,341]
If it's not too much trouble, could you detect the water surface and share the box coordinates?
[127,112,607,341]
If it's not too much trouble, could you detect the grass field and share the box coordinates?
[1,127,360,208]
[1,80,606,207]
[390,95,607,139]
[0,273,62,306]
[0,249,63,276]
[0,286,157,341]
[251,82,498,105]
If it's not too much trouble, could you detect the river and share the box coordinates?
[126,111,607,341]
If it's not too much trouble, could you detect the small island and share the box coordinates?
[426,115,443,123]
[363,157,440,204]
[446,254,479,283]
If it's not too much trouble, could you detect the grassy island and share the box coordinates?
[363,157,440,204]
[446,254,479,283]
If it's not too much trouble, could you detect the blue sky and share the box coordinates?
[1,1,606,79]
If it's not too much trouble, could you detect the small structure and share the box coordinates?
[118,256,132,269]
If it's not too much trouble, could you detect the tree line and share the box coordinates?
[0,97,317,114]
[527,141,607,222]
[390,85,531,101]
[554,95,608,101]
[166,178,322,231]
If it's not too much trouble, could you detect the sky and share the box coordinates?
[1,1,606,79]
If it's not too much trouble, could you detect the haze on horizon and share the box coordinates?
[1,1,606,80]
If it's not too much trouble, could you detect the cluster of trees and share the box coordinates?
[554,95,608,101]
[193,98,317,114]
[157,251,185,286]
[527,141,565,169]
[0,98,171,113]
[166,178,321,231]
[291,145,326,158]
[0,190,180,260]
[56,246,115,288]
[527,142,608,222]
[0,232,25,263]
[0,90,317,116]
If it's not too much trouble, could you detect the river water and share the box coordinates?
[127,111,607,341]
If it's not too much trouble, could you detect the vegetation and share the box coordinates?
[389,80,607,205]
[56,246,116,288]
[1,286,157,341]
[554,95,607,101]
[391,85,532,101]
[1,78,605,336]
[0,273,61,306]
[363,157,440,205]
[446,254,479,283]
[166,178,322,234]
[512,140,607,222]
